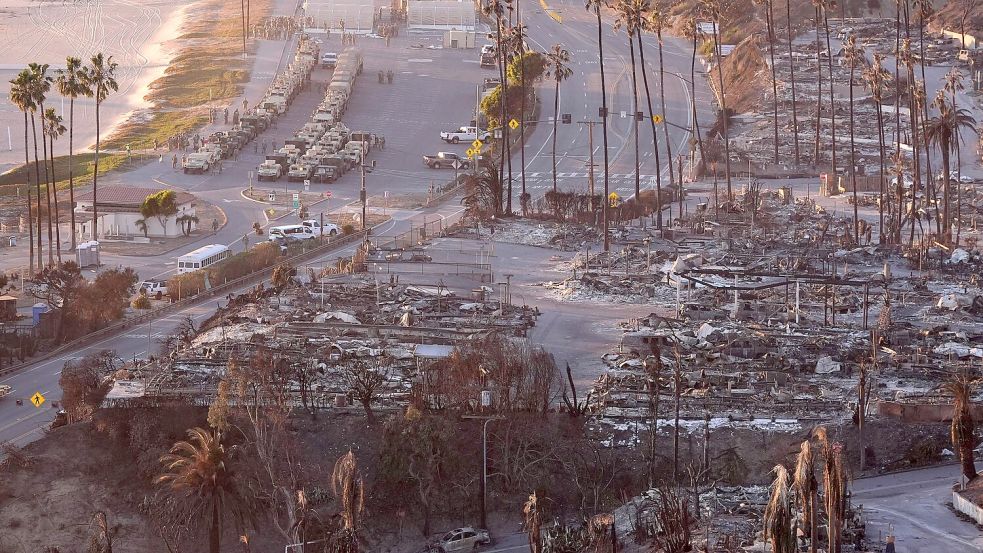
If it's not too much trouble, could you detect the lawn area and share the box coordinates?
[102,110,210,150]
[0,152,132,196]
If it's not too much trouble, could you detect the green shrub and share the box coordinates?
[167,272,207,301]
[131,295,152,310]
[342,224,356,235]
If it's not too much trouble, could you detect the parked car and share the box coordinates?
[424,152,471,169]
[139,279,168,299]
[435,528,490,552]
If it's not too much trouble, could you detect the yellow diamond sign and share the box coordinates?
[608,192,620,207]
[508,119,519,130]
[466,148,476,159]
[652,114,663,124]
[472,139,483,149]
[31,391,45,407]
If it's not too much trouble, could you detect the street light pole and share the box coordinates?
[463,414,504,529]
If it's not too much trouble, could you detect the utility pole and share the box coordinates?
[578,120,600,218]
[360,160,375,231]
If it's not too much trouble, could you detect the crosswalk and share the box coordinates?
[520,171,659,179]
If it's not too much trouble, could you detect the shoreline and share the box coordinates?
[0,0,197,173]
[96,2,193,149]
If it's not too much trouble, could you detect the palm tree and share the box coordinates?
[545,45,572,198]
[943,376,977,482]
[898,38,921,245]
[586,0,612,250]
[84,53,119,241]
[8,70,36,272]
[482,1,510,214]
[863,54,891,243]
[55,57,92,251]
[522,491,544,553]
[820,0,837,181]
[331,450,365,548]
[642,6,671,229]
[811,0,824,164]
[506,21,530,213]
[27,63,51,269]
[843,35,864,243]
[754,0,779,164]
[816,427,845,553]
[614,0,643,201]
[944,68,967,244]
[925,96,976,244]
[785,0,801,164]
[702,0,732,202]
[793,440,818,553]
[44,108,66,263]
[647,3,675,195]
[763,465,795,553]
[156,428,252,553]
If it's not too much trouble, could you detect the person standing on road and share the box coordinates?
[224,107,229,124]
[172,154,178,169]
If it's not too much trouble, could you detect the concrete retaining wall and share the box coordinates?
[876,400,983,423]
[953,489,983,525]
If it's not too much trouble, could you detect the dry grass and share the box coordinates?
[0,152,132,196]
[102,110,210,150]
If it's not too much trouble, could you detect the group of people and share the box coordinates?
[161,132,201,152]
[377,70,395,84]
[254,16,299,40]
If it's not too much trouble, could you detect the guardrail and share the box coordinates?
[0,230,369,378]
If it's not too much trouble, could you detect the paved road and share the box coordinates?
[502,0,714,206]
[853,463,983,552]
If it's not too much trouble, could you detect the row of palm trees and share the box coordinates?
[8,53,118,272]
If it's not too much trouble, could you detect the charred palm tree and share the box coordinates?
[84,53,119,241]
[843,35,864,243]
[8,70,35,272]
[56,57,92,251]
[331,450,365,549]
[43,108,66,262]
[811,0,824,164]
[648,3,675,194]
[944,376,978,482]
[545,45,572,198]
[586,0,612,250]
[764,465,796,553]
[898,39,921,245]
[702,0,732,201]
[863,54,891,244]
[816,427,845,553]
[614,0,643,200]
[785,0,801,164]
[754,0,779,164]
[820,0,837,180]
[643,6,675,229]
[793,440,818,553]
[522,491,544,553]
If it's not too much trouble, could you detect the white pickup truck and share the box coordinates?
[440,126,491,144]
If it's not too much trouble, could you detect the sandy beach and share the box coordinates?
[0,0,195,172]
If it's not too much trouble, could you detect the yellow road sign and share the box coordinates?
[608,192,620,207]
[508,119,519,130]
[31,391,45,407]
[466,148,476,159]
[472,139,483,149]
[652,114,663,124]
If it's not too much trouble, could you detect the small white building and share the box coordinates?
[74,185,197,240]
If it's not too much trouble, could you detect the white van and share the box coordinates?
[268,224,316,242]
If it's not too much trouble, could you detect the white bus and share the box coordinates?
[177,244,232,274]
